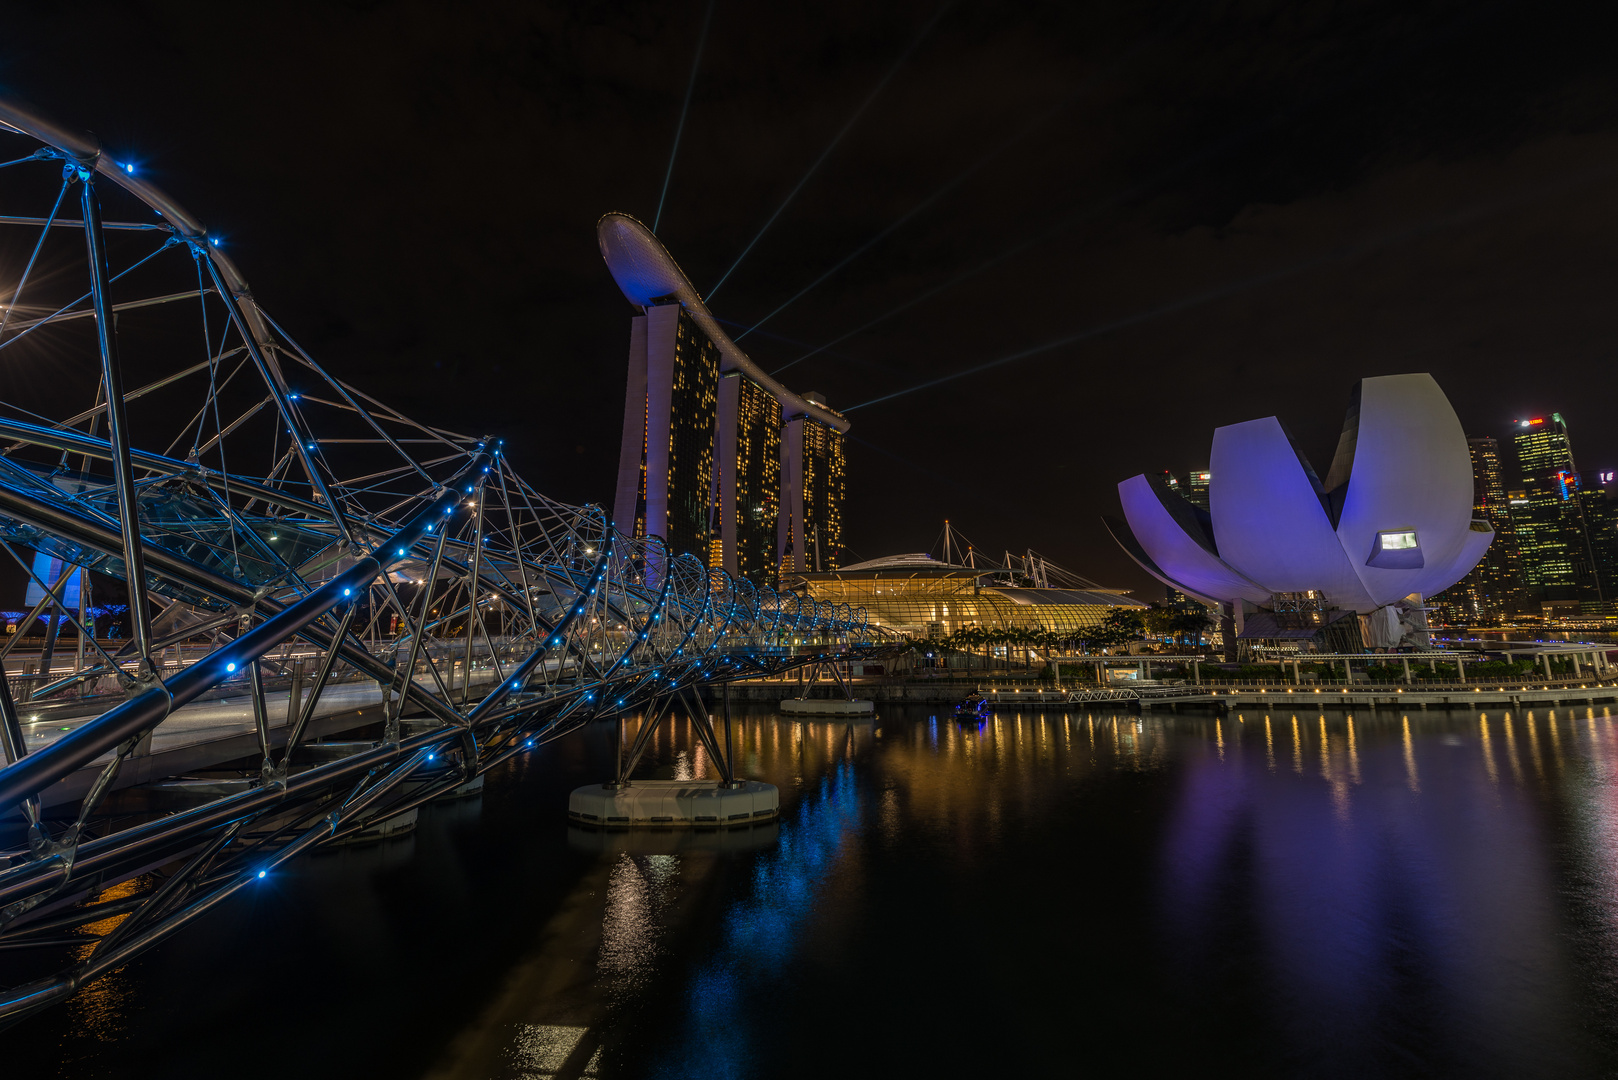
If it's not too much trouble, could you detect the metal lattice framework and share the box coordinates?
[0,97,878,1023]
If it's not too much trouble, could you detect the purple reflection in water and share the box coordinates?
[1158,715,1592,1077]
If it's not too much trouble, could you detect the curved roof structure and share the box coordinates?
[1110,373,1494,613]
[597,212,850,433]
[834,553,974,574]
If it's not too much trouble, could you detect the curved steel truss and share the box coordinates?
[0,97,877,1022]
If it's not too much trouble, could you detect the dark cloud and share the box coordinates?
[3,0,1617,593]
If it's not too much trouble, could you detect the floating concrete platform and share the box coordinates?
[778,698,875,716]
[567,779,779,827]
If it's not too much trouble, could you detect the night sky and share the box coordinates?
[5,1,1618,597]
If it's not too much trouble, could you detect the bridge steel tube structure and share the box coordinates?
[0,97,881,1024]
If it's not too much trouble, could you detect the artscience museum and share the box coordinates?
[1107,374,1494,651]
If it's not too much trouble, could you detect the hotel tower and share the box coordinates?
[599,214,848,587]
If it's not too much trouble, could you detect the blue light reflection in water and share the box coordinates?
[654,761,861,1079]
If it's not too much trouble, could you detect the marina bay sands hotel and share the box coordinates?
[598,213,847,587]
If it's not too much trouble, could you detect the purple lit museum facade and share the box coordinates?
[1107,374,1494,650]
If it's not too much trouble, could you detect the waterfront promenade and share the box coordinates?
[717,667,1618,713]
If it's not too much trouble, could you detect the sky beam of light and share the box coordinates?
[711,316,901,376]
[705,1,951,302]
[848,433,951,484]
[843,159,1618,414]
[780,3,1507,379]
[744,40,1156,352]
[740,99,1063,344]
[653,0,717,234]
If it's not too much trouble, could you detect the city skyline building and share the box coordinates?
[1511,413,1607,606]
[599,213,850,585]
[781,391,847,574]
[1433,436,1528,623]
[1186,469,1211,511]
[612,303,721,557]
[717,371,783,587]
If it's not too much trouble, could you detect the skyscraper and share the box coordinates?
[1580,478,1618,606]
[1433,436,1527,622]
[1186,469,1211,511]
[780,392,846,574]
[717,372,782,588]
[1512,413,1605,604]
[611,303,720,557]
[599,213,850,585]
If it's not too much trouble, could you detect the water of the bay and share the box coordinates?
[7,702,1618,1078]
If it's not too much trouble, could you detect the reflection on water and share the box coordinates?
[616,706,1618,1079]
[510,1024,600,1078]
[11,705,1618,1079]
[598,854,678,995]
[651,763,862,1078]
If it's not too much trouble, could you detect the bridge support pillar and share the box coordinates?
[286,659,305,729]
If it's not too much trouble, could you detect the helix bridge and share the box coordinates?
[0,97,880,1023]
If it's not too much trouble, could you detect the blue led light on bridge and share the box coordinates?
[122,162,134,174]
[257,870,266,879]
[225,662,236,672]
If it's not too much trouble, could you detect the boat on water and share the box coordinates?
[954,694,990,720]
